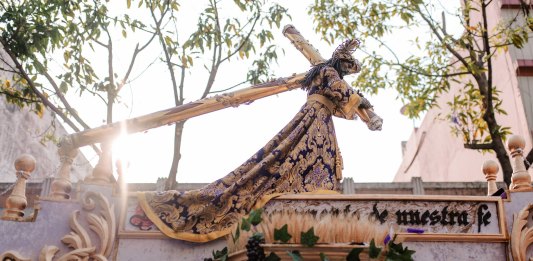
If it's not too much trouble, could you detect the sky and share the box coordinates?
[64,0,449,184]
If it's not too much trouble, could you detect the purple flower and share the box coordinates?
[406,228,425,234]
[383,234,391,245]
[451,112,460,125]
[501,192,507,199]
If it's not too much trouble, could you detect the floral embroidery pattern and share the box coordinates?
[139,65,358,241]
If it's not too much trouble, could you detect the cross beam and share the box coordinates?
[60,25,377,150]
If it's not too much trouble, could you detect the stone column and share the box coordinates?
[156,177,167,192]
[341,177,356,194]
[482,160,499,196]
[2,154,36,221]
[411,176,425,195]
[507,135,532,191]
[85,142,113,184]
[114,159,128,195]
[40,177,53,198]
[49,141,78,199]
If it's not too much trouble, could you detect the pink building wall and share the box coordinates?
[394,0,532,182]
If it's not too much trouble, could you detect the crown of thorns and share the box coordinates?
[332,39,361,60]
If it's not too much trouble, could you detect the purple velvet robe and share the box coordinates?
[137,66,362,242]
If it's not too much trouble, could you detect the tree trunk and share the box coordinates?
[165,121,186,190]
[483,107,513,186]
[492,135,513,186]
[476,75,513,187]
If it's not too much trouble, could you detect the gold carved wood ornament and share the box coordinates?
[0,251,31,261]
[37,191,116,261]
[511,203,533,261]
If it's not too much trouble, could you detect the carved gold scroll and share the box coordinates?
[40,191,116,261]
[511,203,533,261]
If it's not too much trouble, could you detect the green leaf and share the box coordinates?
[248,208,263,226]
[240,217,251,231]
[212,247,228,260]
[34,62,45,74]
[265,252,281,261]
[301,227,319,247]
[232,224,240,243]
[320,252,330,261]
[122,30,127,38]
[59,81,68,93]
[127,0,131,8]
[346,248,363,261]
[368,239,382,258]
[287,250,303,261]
[274,224,292,243]
[164,36,172,46]
[386,240,415,261]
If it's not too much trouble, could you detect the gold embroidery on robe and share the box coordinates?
[137,65,362,242]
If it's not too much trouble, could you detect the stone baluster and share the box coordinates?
[114,159,127,195]
[411,177,425,195]
[482,160,499,196]
[2,154,36,221]
[85,142,113,184]
[507,135,533,191]
[50,137,78,199]
[156,177,167,192]
[341,177,355,194]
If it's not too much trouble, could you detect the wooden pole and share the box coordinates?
[62,73,305,150]
[282,25,326,66]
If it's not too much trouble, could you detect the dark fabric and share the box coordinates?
[139,65,358,241]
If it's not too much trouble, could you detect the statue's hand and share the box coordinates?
[367,114,383,131]
[356,95,382,131]
[364,109,382,131]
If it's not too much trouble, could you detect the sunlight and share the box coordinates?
[112,124,131,184]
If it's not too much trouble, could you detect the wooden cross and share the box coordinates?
[61,25,381,150]
[282,24,382,128]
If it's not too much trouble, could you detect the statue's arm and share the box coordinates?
[322,67,362,120]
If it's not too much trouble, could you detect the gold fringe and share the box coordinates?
[137,190,339,243]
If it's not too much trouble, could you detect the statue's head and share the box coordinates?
[331,39,361,76]
[301,39,362,90]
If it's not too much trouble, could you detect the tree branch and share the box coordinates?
[150,0,179,104]
[460,0,480,63]
[105,29,114,123]
[94,39,108,48]
[0,55,19,72]
[208,79,247,94]
[464,143,493,150]
[386,61,471,78]
[201,0,224,99]
[116,8,165,94]
[481,0,494,117]
[0,66,19,74]
[0,38,82,132]
[415,4,472,72]
[40,65,91,129]
[116,43,140,94]
[178,47,186,103]
[0,90,40,103]
[219,9,260,64]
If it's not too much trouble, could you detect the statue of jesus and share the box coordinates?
[137,39,383,242]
